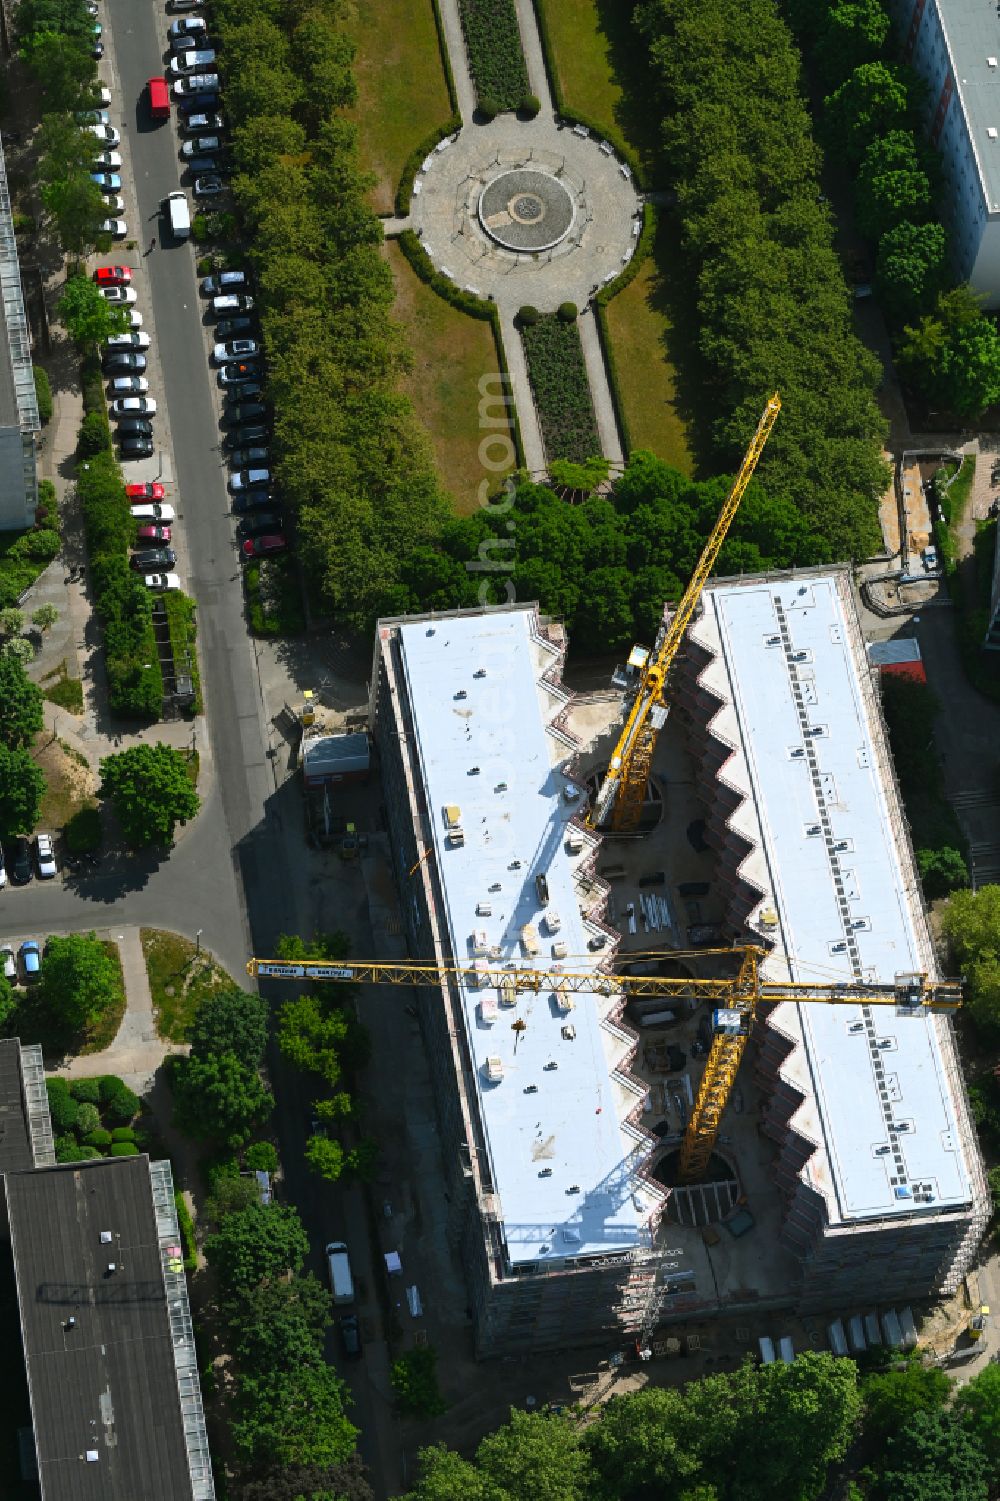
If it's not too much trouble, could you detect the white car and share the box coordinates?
[130,502,175,522]
[106,331,151,350]
[169,49,216,75]
[0,849,5,890]
[35,833,57,879]
[95,84,112,105]
[126,309,144,329]
[89,122,120,147]
[101,285,138,305]
[213,338,260,363]
[92,150,122,170]
[110,396,157,417]
[181,135,221,158]
[101,219,128,239]
[109,377,149,395]
[0,946,14,980]
[144,572,181,591]
[104,194,125,213]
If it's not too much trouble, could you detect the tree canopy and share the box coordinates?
[0,651,44,749]
[942,885,1000,1034]
[0,745,45,841]
[38,932,124,1035]
[204,1201,310,1294]
[98,742,200,847]
[58,273,128,347]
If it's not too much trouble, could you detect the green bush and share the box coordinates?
[478,93,500,121]
[557,301,578,322]
[204,1152,241,1192]
[46,1078,79,1132]
[99,1075,140,1124]
[77,409,110,458]
[84,1128,113,1149]
[33,366,53,425]
[110,1142,139,1156]
[391,1346,448,1417]
[521,92,541,117]
[35,480,58,529]
[65,805,102,852]
[70,1077,102,1105]
[245,1140,279,1174]
[521,313,601,463]
[75,1102,100,1134]
[14,528,60,562]
[111,1126,135,1142]
[458,0,529,113]
[175,1190,198,1272]
[517,305,540,326]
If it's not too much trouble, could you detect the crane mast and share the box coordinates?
[592,394,782,833]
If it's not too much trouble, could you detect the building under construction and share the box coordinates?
[371,605,667,1357]
[673,568,989,1310]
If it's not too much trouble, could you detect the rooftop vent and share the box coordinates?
[561,1024,577,1040]
[990,56,998,66]
[543,1060,559,1071]
[990,127,999,139]
[474,668,487,678]
[538,1168,553,1177]
[566,1184,581,1194]
[524,1084,539,1094]
[100,1231,112,1243]
[476,902,492,917]
[468,766,480,776]
[454,689,467,700]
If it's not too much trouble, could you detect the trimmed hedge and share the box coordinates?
[395,117,462,216]
[33,366,53,425]
[458,0,530,114]
[397,229,524,467]
[430,0,459,114]
[521,313,601,464]
[175,1190,198,1273]
[162,589,202,714]
[110,1142,139,1156]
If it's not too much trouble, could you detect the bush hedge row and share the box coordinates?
[457,0,530,114]
[521,312,601,465]
[395,117,462,216]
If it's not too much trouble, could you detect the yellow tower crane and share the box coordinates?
[246,951,961,1183]
[591,393,782,834]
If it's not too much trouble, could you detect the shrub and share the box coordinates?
[99,1075,140,1124]
[77,410,110,458]
[16,528,60,562]
[76,1102,100,1135]
[65,805,102,852]
[520,92,541,117]
[110,1142,138,1156]
[517,305,539,326]
[70,1077,102,1105]
[54,1133,78,1161]
[478,93,500,121]
[111,1126,135,1142]
[35,479,58,529]
[84,1128,113,1149]
[457,0,529,112]
[245,1140,279,1174]
[521,313,601,463]
[33,366,53,425]
[557,301,578,322]
[76,1145,102,1160]
[175,1191,197,1272]
[46,1079,79,1133]
[391,1346,448,1417]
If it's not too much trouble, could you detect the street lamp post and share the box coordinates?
[195,929,202,956]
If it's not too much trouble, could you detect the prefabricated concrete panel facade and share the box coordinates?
[674,569,989,1311]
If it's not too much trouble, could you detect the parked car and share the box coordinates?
[229,446,270,469]
[19,940,40,981]
[125,309,145,329]
[104,195,125,214]
[106,331,151,350]
[185,154,220,174]
[90,172,122,193]
[108,377,149,396]
[89,123,120,146]
[167,0,203,12]
[173,73,219,97]
[223,382,264,405]
[144,573,181,591]
[224,425,269,451]
[239,511,283,536]
[241,533,286,558]
[130,501,175,521]
[127,481,165,501]
[194,175,224,198]
[103,351,147,374]
[179,93,219,116]
[9,836,32,885]
[101,284,137,305]
[120,436,155,459]
[117,416,153,437]
[230,467,271,492]
[215,316,254,340]
[223,399,267,425]
[0,946,15,982]
[218,361,264,388]
[135,523,171,543]
[213,337,260,364]
[94,265,133,286]
[110,396,157,417]
[201,269,248,295]
[91,39,104,59]
[181,135,221,157]
[231,489,275,513]
[169,15,207,37]
[169,49,217,75]
[0,846,5,890]
[35,833,56,879]
[91,150,122,170]
[339,1314,362,1360]
[131,547,176,570]
[76,108,111,126]
[921,545,939,572]
[212,292,254,316]
[100,218,128,239]
[184,111,223,134]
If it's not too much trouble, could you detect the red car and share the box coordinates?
[242,533,286,559]
[126,481,165,501]
[93,265,133,286]
[135,523,171,543]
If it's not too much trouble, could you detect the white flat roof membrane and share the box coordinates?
[704,577,970,1222]
[398,611,649,1266]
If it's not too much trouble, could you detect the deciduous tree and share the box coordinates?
[57,272,127,347]
[189,987,268,1068]
[204,1201,309,1294]
[0,651,44,748]
[99,742,200,846]
[0,745,45,840]
[171,1051,273,1147]
[38,932,124,1034]
[942,885,1000,1034]
[234,1363,357,1468]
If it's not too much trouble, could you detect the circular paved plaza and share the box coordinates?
[409,117,642,313]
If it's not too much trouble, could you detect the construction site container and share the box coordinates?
[758,1336,776,1364]
[485,1055,503,1082]
[521,924,539,956]
[827,1320,848,1357]
[778,1337,795,1364]
[479,996,497,1025]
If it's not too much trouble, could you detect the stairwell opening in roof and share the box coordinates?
[654,1149,742,1226]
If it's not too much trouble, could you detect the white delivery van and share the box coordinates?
[326,1240,354,1305]
[164,190,191,239]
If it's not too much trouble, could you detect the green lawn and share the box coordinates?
[604,252,693,475]
[345,0,453,214]
[140,928,233,1043]
[386,240,514,514]
[535,0,659,165]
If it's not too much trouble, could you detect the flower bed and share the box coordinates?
[520,312,600,464]
[457,0,529,114]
